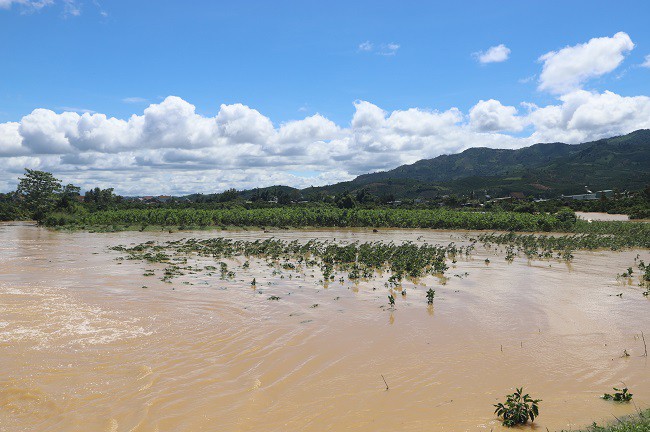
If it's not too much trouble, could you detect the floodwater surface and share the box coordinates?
[575,212,630,221]
[1,222,649,431]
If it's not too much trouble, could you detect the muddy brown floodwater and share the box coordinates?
[1,222,649,432]
[575,212,630,222]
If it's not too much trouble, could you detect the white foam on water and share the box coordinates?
[0,283,152,350]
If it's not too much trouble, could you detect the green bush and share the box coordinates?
[602,387,633,402]
[494,387,541,427]
[555,207,577,228]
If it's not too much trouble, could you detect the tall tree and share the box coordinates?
[58,184,82,209]
[84,187,120,210]
[16,169,62,221]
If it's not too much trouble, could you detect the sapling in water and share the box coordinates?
[602,387,633,402]
[426,288,435,305]
[494,387,541,427]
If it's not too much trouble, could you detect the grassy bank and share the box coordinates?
[563,409,650,432]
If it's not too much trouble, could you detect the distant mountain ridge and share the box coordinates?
[300,129,650,198]
[356,129,650,183]
[235,130,650,201]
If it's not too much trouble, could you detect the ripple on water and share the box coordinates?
[0,283,152,350]
[0,379,60,422]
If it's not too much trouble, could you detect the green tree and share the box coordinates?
[218,188,239,203]
[642,184,650,200]
[84,187,120,210]
[16,169,62,221]
[0,192,22,221]
[277,191,291,205]
[58,184,81,210]
[335,192,356,209]
[379,193,395,205]
[355,188,375,204]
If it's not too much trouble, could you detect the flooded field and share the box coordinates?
[1,222,649,432]
[575,212,630,222]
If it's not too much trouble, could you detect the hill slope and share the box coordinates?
[306,129,650,198]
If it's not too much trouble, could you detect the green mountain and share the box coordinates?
[305,129,650,199]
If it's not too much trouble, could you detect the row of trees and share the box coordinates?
[5,169,120,221]
[2,169,649,222]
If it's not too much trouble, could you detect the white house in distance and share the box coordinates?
[562,189,615,200]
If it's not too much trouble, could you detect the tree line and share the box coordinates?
[1,169,649,223]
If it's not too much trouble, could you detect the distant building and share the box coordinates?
[562,190,614,200]
[563,193,596,200]
[488,192,526,203]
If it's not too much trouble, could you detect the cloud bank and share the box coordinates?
[1,90,648,195]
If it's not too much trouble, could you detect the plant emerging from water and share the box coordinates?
[426,288,435,305]
[602,387,633,402]
[494,387,541,427]
[620,267,634,278]
[636,259,650,291]
[477,227,650,257]
[111,237,458,285]
[388,294,395,308]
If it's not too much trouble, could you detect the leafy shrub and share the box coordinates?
[555,208,577,227]
[629,207,650,220]
[426,288,435,305]
[494,387,541,426]
[602,387,633,402]
[42,211,80,226]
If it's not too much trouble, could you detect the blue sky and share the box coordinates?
[1,0,649,194]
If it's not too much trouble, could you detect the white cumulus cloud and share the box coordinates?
[538,32,634,94]
[469,100,523,132]
[527,90,650,143]
[474,44,511,64]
